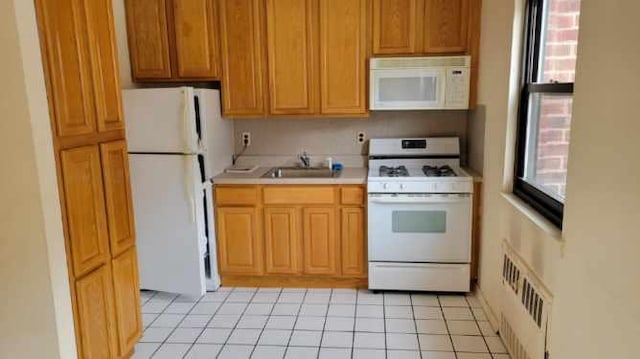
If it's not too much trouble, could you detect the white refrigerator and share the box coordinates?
[123,87,233,298]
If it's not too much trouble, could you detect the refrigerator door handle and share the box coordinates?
[181,87,197,153]
[184,156,196,223]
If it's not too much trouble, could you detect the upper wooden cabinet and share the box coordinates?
[372,0,477,55]
[125,0,220,81]
[423,0,470,53]
[319,0,368,115]
[125,0,172,79]
[172,0,220,78]
[372,0,420,54]
[218,0,267,116]
[266,0,318,115]
[37,0,125,138]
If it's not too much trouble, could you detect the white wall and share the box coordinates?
[477,0,640,357]
[0,1,76,358]
[549,1,640,357]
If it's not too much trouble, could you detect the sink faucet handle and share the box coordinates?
[300,150,311,168]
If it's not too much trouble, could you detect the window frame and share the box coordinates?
[514,0,576,229]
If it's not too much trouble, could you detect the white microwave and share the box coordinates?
[369,56,471,110]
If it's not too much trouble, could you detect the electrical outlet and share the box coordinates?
[242,132,251,147]
[357,131,366,144]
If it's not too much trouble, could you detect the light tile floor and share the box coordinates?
[137,287,511,359]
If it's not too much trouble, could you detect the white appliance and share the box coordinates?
[123,87,233,298]
[369,56,471,110]
[367,137,473,292]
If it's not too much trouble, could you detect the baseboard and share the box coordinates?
[475,283,500,330]
[220,275,368,289]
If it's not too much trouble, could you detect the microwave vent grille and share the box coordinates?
[371,56,470,69]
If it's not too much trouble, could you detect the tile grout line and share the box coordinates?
[409,294,423,359]
[438,295,459,359]
[350,289,357,358]
[249,287,285,358]
[382,292,388,359]
[215,287,258,359]
[317,288,332,359]
[178,290,227,359]
[145,293,182,358]
[284,287,313,358]
[468,295,494,358]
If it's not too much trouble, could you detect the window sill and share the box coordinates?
[501,192,563,241]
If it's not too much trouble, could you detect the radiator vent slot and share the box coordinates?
[500,240,553,359]
[500,314,532,359]
[502,254,520,293]
[522,278,544,328]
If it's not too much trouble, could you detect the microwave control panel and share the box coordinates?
[445,67,471,109]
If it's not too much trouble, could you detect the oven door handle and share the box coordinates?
[368,195,471,205]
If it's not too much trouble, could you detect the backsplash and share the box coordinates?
[232,111,469,163]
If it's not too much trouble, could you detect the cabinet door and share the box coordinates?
[36,0,97,137]
[216,207,263,275]
[218,0,266,116]
[264,208,301,274]
[303,207,338,275]
[125,0,172,79]
[372,0,419,54]
[75,265,118,359]
[85,0,125,133]
[172,0,220,78]
[100,141,136,257]
[319,0,367,115]
[112,247,142,356]
[61,146,111,277]
[341,207,366,277]
[266,0,318,115]
[423,0,470,53]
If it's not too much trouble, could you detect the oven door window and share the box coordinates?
[392,210,446,233]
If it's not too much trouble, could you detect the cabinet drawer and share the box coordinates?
[263,186,336,205]
[341,186,364,205]
[215,186,259,205]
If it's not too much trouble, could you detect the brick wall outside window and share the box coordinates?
[533,0,580,198]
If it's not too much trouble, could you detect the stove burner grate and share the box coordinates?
[379,165,409,177]
[422,165,457,177]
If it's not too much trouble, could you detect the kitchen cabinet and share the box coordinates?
[266,0,318,115]
[125,0,220,81]
[74,265,118,359]
[264,207,302,274]
[60,146,111,278]
[423,0,470,53]
[372,0,475,55]
[341,207,366,277]
[111,247,143,356]
[216,207,264,275]
[303,207,338,275]
[125,0,172,79]
[214,184,367,287]
[372,0,420,54]
[319,0,368,115]
[36,0,142,355]
[100,141,136,257]
[218,0,267,116]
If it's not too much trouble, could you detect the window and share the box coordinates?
[515,0,581,228]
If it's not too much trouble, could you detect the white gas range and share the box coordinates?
[367,137,473,292]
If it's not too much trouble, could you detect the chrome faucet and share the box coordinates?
[299,151,311,168]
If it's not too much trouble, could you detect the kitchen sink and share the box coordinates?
[262,167,339,178]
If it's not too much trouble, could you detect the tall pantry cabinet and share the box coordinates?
[35,0,142,357]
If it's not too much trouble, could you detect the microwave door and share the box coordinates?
[371,68,446,110]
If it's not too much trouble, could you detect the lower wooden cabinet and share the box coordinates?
[214,184,366,286]
[264,207,301,274]
[217,206,264,275]
[75,265,119,359]
[112,247,143,356]
[341,207,366,277]
[303,207,338,276]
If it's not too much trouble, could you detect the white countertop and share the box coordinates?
[212,167,368,185]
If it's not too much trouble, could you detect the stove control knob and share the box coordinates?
[383,183,389,190]
[400,184,405,190]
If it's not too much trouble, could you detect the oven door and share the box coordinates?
[368,194,472,263]
[370,68,446,110]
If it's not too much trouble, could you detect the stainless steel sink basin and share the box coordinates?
[262,167,338,178]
